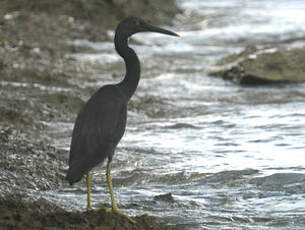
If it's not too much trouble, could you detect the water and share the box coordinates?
[45,1,305,229]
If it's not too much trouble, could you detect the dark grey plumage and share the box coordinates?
[66,85,127,184]
[66,17,178,185]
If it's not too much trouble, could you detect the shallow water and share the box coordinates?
[44,1,305,229]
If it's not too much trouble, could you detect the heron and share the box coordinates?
[66,16,179,223]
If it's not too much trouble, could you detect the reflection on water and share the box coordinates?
[44,0,305,229]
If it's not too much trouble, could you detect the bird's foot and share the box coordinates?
[105,208,136,224]
[87,205,100,212]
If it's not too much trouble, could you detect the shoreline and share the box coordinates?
[0,1,183,229]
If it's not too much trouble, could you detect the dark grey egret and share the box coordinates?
[66,16,179,223]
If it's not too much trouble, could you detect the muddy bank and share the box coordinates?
[0,198,183,230]
[209,47,305,84]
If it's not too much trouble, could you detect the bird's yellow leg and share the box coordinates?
[86,172,94,211]
[105,166,136,224]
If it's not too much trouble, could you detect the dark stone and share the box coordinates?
[209,47,305,84]
[154,193,175,203]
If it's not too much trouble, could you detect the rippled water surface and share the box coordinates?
[46,1,305,229]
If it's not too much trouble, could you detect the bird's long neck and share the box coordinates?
[115,34,140,101]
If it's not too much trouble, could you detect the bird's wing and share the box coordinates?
[68,85,127,167]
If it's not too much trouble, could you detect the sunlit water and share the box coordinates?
[44,1,305,229]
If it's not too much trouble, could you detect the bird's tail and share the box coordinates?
[66,160,90,185]
[66,154,107,185]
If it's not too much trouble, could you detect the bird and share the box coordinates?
[66,16,179,223]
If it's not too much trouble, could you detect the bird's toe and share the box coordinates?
[105,208,136,224]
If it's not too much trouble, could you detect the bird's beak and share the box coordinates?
[145,24,179,37]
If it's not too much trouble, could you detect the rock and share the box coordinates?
[0,198,183,230]
[154,193,175,203]
[251,173,305,186]
[209,47,305,84]
[249,173,305,195]
[262,173,305,186]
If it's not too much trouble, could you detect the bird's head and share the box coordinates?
[115,16,179,38]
